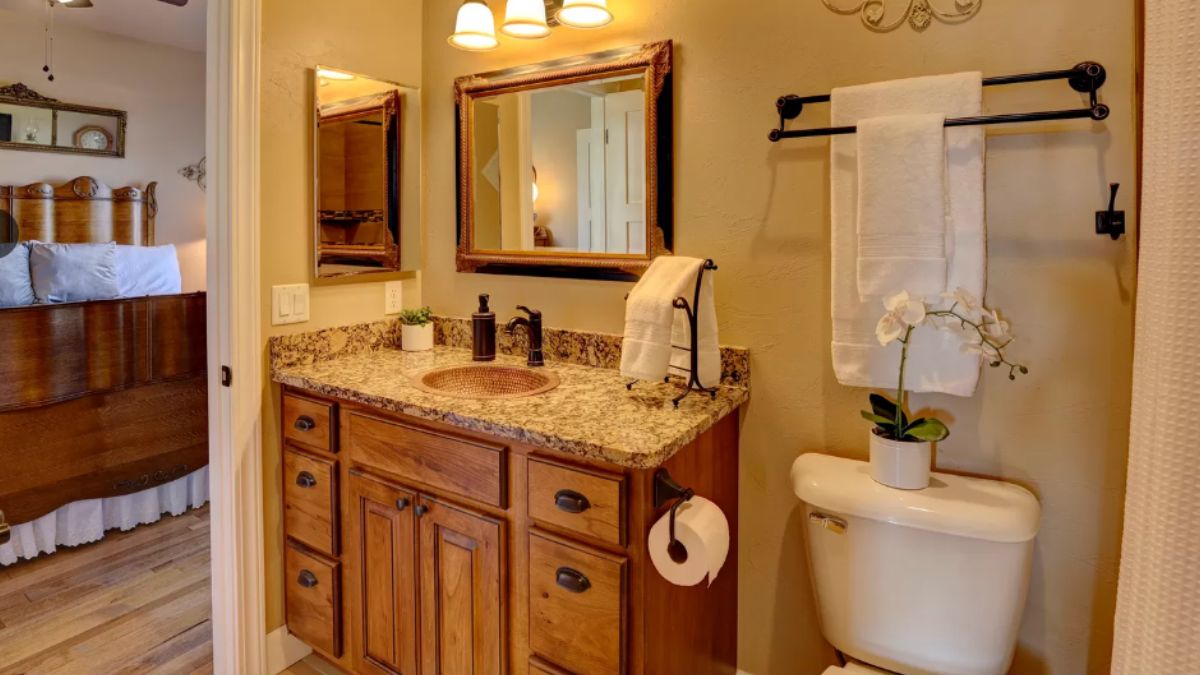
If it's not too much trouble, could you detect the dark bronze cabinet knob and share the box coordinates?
[298,570,318,588]
[414,504,430,518]
[554,489,591,514]
[555,567,591,594]
[396,497,411,511]
[295,471,317,489]
[293,415,316,432]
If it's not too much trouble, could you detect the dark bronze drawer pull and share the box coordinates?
[396,497,411,511]
[298,569,319,588]
[415,504,430,518]
[293,415,316,432]
[554,489,591,514]
[555,567,591,594]
[295,471,317,489]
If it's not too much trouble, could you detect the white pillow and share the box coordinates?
[115,244,182,297]
[28,241,120,303]
[0,243,34,307]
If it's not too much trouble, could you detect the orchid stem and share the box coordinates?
[895,325,913,434]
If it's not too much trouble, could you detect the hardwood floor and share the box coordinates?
[0,506,212,675]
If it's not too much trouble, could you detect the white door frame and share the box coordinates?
[206,0,265,673]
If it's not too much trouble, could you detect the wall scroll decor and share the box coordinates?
[179,156,206,191]
[822,0,981,32]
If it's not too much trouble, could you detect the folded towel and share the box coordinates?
[831,72,986,396]
[857,113,948,299]
[621,256,719,386]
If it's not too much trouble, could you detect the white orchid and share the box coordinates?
[875,291,928,346]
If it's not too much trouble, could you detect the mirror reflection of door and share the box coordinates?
[471,72,646,255]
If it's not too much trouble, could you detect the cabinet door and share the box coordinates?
[349,472,419,675]
[417,495,505,675]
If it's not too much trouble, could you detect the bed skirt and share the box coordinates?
[0,466,209,566]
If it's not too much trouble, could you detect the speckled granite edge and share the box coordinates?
[268,319,403,370]
[433,316,750,389]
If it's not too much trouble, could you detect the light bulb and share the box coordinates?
[556,0,613,29]
[449,0,499,52]
[501,0,551,39]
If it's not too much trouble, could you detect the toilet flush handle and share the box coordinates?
[809,512,847,535]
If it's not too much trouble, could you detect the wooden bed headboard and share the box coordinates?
[0,176,157,245]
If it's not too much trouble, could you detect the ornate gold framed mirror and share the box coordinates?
[455,40,673,280]
[0,83,126,158]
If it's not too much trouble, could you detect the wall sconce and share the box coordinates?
[450,0,614,52]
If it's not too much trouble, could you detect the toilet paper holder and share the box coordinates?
[654,469,695,563]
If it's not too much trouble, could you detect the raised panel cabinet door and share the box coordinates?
[349,471,419,675]
[417,495,505,675]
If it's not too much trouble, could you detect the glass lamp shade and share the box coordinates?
[556,0,613,29]
[501,0,551,39]
[449,0,499,51]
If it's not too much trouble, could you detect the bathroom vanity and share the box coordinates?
[272,336,747,675]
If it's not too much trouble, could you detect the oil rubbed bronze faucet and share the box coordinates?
[505,306,544,367]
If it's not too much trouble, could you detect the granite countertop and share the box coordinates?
[272,346,749,469]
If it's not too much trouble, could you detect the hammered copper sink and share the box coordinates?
[414,363,561,399]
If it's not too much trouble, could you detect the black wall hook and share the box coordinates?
[1096,183,1126,240]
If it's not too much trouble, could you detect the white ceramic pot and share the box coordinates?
[401,323,434,352]
[869,430,932,490]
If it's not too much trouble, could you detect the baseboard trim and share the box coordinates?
[265,626,313,674]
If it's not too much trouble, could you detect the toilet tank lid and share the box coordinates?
[791,453,1041,543]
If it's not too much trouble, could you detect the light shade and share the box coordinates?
[501,0,551,39]
[556,0,613,29]
[448,0,499,51]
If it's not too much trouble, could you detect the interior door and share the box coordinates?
[348,471,419,675]
[603,90,646,254]
[417,495,505,675]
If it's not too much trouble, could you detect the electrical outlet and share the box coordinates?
[272,284,310,325]
[385,281,404,315]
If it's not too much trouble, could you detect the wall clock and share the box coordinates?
[73,124,113,151]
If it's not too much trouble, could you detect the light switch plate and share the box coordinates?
[384,281,404,315]
[272,284,310,326]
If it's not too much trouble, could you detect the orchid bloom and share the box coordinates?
[875,291,927,346]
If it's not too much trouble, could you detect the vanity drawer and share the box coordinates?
[285,542,342,658]
[284,447,338,556]
[528,458,625,547]
[529,532,626,675]
[529,657,571,675]
[346,411,507,507]
[283,393,336,453]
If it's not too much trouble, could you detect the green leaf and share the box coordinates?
[904,419,950,442]
[860,410,894,428]
[870,393,907,428]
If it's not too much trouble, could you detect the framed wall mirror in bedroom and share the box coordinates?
[455,40,674,280]
[0,83,126,158]
[313,66,419,279]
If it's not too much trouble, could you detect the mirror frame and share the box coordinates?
[455,40,674,281]
[313,84,403,278]
[0,83,127,158]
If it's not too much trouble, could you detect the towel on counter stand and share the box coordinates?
[621,256,720,388]
[830,71,986,397]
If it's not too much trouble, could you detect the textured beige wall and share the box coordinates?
[421,1,1138,673]
[260,0,423,630]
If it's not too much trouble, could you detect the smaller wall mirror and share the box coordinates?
[0,83,126,158]
[456,41,674,280]
[314,66,419,278]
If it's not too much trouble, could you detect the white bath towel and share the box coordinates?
[831,72,986,396]
[621,256,719,387]
[857,113,949,299]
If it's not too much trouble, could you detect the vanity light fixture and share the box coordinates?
[449,0,500,51]
[556,0,614,29]
[316,68,354,81]
[501,0,551,39]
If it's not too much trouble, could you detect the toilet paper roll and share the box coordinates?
[648,496,730,587]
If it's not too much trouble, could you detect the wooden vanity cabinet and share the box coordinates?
[280,386,740,675]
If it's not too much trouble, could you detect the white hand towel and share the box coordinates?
[621,256,718,386]
[857,113,949,299]
[831,72,986,396]
[669,262,720,388]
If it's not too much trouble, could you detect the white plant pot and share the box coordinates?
[869,430,932,490]
[401,323,434,352]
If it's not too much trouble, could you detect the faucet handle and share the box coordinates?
[515,305,541,319]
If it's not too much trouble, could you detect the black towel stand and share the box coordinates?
[768,62,1109,141]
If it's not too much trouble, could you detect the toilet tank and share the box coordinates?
[791,453,1040,675]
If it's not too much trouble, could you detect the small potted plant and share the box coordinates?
[862,289,1027,490]
[398,307,434,352]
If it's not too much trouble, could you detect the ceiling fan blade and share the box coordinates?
[156,0,189,5]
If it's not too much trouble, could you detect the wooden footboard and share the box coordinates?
[0,293,208,525]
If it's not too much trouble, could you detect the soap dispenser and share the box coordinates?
[473,294,496,361]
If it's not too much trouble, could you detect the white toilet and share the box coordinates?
[791,453,1041,675]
